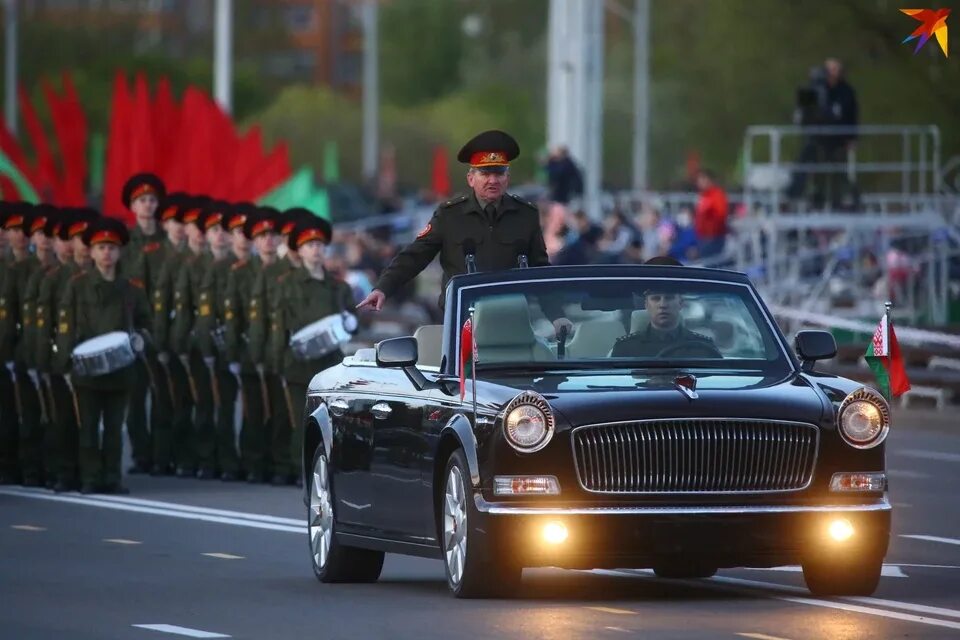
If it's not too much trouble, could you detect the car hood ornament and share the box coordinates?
[674,374,698,400]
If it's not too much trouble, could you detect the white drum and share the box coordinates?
[71,331,136,377]
[289,313,356,361]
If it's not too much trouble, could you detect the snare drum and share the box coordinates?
[71,332,136,377]
[289,313,355,361]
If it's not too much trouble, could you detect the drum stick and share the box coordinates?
[281,376,297,432]
[184,366,199,405]
[64,374,81,429]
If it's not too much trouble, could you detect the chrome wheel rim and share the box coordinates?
[309,454,333,570]
[443,466,468,586]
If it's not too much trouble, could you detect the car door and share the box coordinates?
[328,393,377,532]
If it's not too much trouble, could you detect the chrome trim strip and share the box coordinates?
[474,494,891,516]
[569,418,821,495]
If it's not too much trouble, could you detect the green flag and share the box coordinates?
[0,150,40,202]
[258,167,314,209]
[323,141,340,184]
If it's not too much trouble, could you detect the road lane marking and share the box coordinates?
[901,534,960,547]
[590,570,960,631]
[604,627,630,633]
[132,624,230,638]
[10,524,46,531]
[897,449,960,463]
[737,634,792,640]
[84,493,302,526]
[103,538,142,545]
[0,488,303,534]
[202,552,244,560]
[746,564,907,578]
[586,606,636,615]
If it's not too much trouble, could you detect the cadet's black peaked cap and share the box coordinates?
[82,216,130,247]
[122,173,166,209]
[29,204,60,236]
[57,208,100,241]
[288,215,333,250]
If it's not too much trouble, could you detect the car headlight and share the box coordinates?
[837,387,890,449]
[501,391,555,453]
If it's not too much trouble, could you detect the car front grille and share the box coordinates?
[572,419,819,493]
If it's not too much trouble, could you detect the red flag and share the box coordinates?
[459,316,475,400]
[431,146,450,198]
[18,84,59,201]
[886,324,911,397]
[0,122,38,191]
[152,76,180,182]
[103,71,132,219]
[129,72,156,176]
[864,312,911,399]
[61,72,89,204]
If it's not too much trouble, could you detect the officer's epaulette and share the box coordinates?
[615,332,640,344]
[68,271,86,283]
[128,277,145,289]
[143,241,161,253]
[231,259,247,270]
[439,195,468,209]
[276,271,293,284]
[509,193,537,209]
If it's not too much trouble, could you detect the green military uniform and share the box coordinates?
[224,254,270,481]
[375,193,549,308]
[248,256,295,480]
[609,325,718,358]
[153,238,196,476]
[0,254,19,483]
[271,266,353,477]
[195,246,240,478]
[57,218,151,493]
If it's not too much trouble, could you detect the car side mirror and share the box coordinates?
[376,336,442,392]
[795,330,837,372]
[376,336,418,368]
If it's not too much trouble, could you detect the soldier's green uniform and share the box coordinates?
[56,218,151,493]
[374,130,548,309]
[119,173,169,474]
[171,247,216,476]
[195,231,241,478]
[0,251,19,483]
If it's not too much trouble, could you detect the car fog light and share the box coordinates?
[494,475,560,496]
[828,518,855,542]
[830,472,886,492]
[543,521,568,545]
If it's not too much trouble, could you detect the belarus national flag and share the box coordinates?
[864,312,911,399]
[459,316,476,400]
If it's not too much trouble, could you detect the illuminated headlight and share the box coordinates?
[494,475,561,495]
[830,472,886,492]
[837,387,890,449]
[501,392,555,453]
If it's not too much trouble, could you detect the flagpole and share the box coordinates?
[469,307,477,416]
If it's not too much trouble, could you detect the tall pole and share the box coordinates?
[361,0,379,183]
[3,0,17,136]
[632,0,650,192]
[583,0,604,220]
[214,0,233,114]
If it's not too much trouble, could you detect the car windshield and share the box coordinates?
[457,277,791,373]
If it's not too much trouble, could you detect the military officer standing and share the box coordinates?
[119,173,168,475]
[56,217,151,494]
[35,208,99,491]
[358,130,552,312]
[271,216,352,483]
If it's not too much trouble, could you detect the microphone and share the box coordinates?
[462,239,477,274]
[514,240,529,269]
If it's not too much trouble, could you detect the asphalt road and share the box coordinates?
[2,410,959,640]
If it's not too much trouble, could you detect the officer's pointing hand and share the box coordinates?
[356,289,385,312]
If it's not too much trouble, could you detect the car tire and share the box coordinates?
[308,446,384,583]
[801,553,883,596]
[652,562,718,579]
[440,449,521,598]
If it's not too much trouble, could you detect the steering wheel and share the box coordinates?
[655,341,723,359]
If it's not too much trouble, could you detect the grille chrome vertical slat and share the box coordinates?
[572,419,818,493]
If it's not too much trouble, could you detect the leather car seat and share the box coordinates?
[473,295,555,362]
[566,317,626,358]
[413,324,444,368]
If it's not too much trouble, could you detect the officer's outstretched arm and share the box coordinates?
[371,212,444,302]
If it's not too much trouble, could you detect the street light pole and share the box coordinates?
[361,0,379,183]
[632,0,650,192]
[214,0,233,114]
[4,0,18,136]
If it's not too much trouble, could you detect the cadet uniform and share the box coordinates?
[152,194,199,477]
[0,205,22,483]
[225,211,273,482]
[56,218,151,494]
[271,217,352,479]
[373,130,549,309]
[35,209,98,491]
[120,173,169,474]
[170,204,216,478]
[195,208,244,480]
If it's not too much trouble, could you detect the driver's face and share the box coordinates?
[645,293,683,330]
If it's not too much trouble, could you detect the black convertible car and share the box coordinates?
[300,264,891,598]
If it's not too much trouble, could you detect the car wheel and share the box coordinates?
[308,447,384,583]
[441,449,520,598]
[801,554,883,596]
[652,562,718,579]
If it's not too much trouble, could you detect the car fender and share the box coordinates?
[440,413,480,488]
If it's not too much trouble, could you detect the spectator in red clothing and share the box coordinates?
[694,169,729,259]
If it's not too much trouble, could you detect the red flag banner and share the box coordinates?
[864,311,911,399]
[459,316,476,400]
